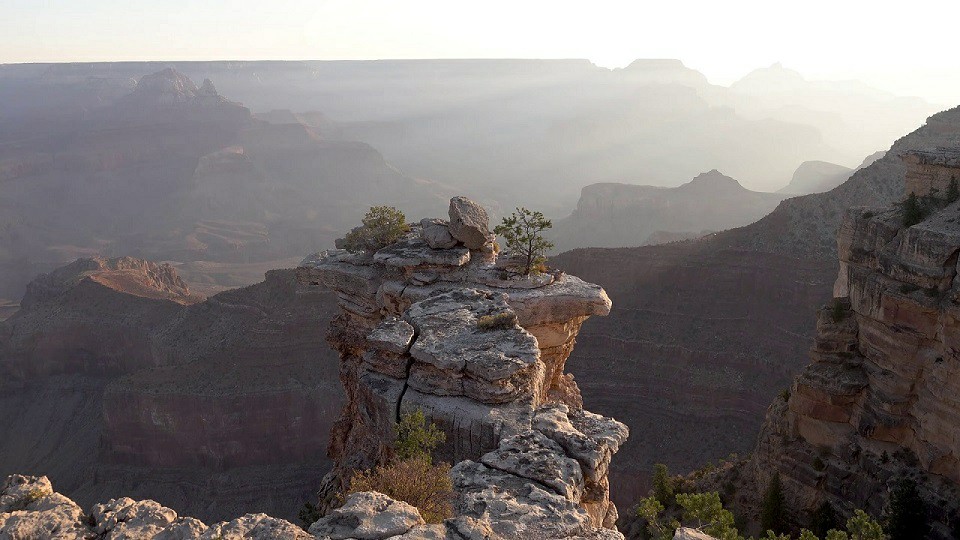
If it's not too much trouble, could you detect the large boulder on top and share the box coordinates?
[448,197,494,250]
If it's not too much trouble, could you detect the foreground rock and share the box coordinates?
[0,474,312,540]
[297,196,626,537]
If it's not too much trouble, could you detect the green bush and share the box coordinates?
[297,502,321,529]
[901,192,924,227]
[348,456,453,523]
[341,206,410,253]
[394,409,446,463]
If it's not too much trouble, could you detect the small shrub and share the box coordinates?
[899,283,919,294]
[23,487,48,505]
[297,502,321,529]
[341,206,410,253]
[780,388,792,402]
[394,409,446,463]
[830,299,846,323]
[862,210,875,219]
[811,501,841,537]
[476,311,517,331]
[348,456,453,523]
[813,456,827,471]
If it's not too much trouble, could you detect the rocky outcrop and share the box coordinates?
[902,147,960,197]
[728,149,960,538]
[0,474,312,540]
[297,197,627,537]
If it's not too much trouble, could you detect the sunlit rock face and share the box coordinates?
[298,196,628,537]
[737,150,960,538]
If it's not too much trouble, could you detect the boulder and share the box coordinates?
[420,218,458,249]
[309,491,425,539]
[448,197,493,250]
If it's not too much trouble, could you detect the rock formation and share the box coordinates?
[296,196,628,537]
[0,258,343,522]
[550,170,788,251]
[709,146,960,538]
[777,160,853,195]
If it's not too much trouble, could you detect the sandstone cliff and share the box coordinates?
[706,147,960,538]
[552,106,960,509]
[296,197,628,537]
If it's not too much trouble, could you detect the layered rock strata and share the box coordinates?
[737,151,960,538]
[297,197,627,537]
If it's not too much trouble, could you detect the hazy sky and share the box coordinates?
[4,0,959,103]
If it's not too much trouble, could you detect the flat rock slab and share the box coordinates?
[374,238,470,268]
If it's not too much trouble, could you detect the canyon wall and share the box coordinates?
[722,149,960,538]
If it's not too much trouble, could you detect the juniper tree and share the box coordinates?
[494,207,554,276]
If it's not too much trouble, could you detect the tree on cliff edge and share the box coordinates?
[494,207,554,276]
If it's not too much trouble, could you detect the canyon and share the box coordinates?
[554,105,960,508]
[1,197,633,539]
[0,256,343,522]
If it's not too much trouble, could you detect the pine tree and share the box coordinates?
[494,207,554,276]
[761,472,787,533]
[902,192,924,227]
[948,176,959,204]
[651,463,674,506]
[811,501,841,538]
[886,478,929,540]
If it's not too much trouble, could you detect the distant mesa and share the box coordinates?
[550,169,787,251]
[778,160,853,195]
